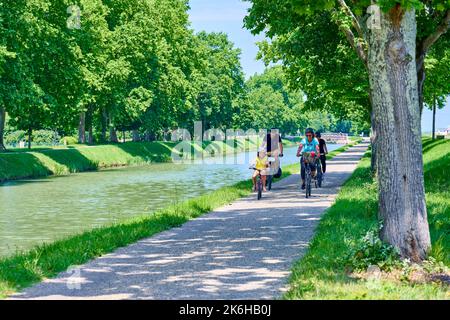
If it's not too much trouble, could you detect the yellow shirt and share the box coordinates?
[255,156,268,170]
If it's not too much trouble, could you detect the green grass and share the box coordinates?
[285,138,450,300]
[0,137,278,182]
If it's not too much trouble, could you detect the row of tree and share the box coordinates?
[0,0,360,150]
[244,0,449,262]
[0,0,245,149]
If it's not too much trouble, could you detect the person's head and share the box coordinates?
[315,132,321,138]
[305,128,315,142]
[258,148,266,159]
[270,127,279,136]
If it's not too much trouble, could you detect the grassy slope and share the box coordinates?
[285,138,450,300]
[0,137,283,182]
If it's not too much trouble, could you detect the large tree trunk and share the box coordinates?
[432,96,436,140]
[367,6,430,262]
[78,111,86,144]
[370,109,378,173]
[0,107,6,151]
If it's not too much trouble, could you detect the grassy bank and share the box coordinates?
[285,138,449,300]
[0,137,287,182]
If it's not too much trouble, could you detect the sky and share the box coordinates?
[188,0,265,79]
[187,0,449,132]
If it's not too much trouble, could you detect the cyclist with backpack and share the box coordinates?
[315,132,328,175]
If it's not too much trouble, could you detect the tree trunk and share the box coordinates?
[416,55,426,115]
[78,111,86,144]
[432,96,436,140]
[370,108,378,174]
[0,107,6,151]
[88,125,94,144]
[27,128,32,149]
[86,107,94,144]
[132,129,140,142]
[367,7,430,262]
[101,108,107,142]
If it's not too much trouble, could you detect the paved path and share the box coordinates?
[13,143,369,300]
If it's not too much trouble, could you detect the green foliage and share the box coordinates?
[344,225,400,272]
[30,130,60,145]
[4,130,26,145]
[60,136,78,145]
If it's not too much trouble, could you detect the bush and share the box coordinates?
[4,130,26,145]
[60,136,78,145]
[344,225,400,272]
[32,130,60,145]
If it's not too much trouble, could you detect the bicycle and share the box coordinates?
[302,152,318,198]
[249,166,264,200]
[315,157,323,188]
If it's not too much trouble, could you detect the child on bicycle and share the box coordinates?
[252,149,269,192]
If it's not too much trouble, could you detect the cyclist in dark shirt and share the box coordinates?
[262,128,284,156]
[315,132,328,174]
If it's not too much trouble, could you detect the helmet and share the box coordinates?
[305,128,315,135]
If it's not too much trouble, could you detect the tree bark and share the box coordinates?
[109,127,118,143]
[370,110,378,173]
[0,107,6,151]
[101,108,107,142]
[416,55,426,114]
[367,7,430,262]
[78,111,86,144]
[86,107,94,145]
[27,127,32,149]
[432,96,436,140]
[132,129,140,142]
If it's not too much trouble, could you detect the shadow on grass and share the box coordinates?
[116,141,174,163]
[0,153,51,182]
[40,148,99,173]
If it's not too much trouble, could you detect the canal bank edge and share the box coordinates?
[0,138,298,183]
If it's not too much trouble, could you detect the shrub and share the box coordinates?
[344,225,400,272]
[4,130,26,145]
[60,136,78,145]
[32,130,60,145]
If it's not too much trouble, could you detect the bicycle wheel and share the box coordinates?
[305,168,311,198]
[317,161,323,188]
[257,177,262,200]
